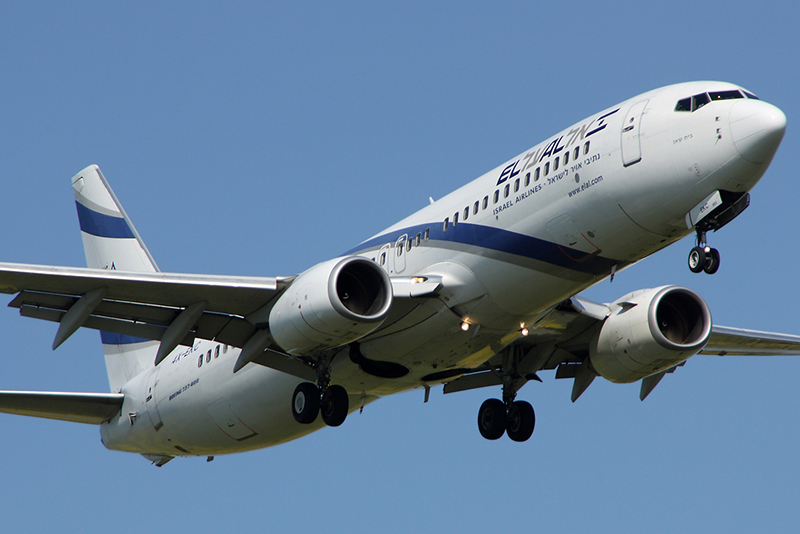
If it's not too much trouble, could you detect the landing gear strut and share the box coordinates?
[291,353,349,427]
[688,228,720,275]
[477,347,536,442]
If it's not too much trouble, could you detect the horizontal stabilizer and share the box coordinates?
[0,390,124,424]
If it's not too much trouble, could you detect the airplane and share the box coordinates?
[0,80,797,466]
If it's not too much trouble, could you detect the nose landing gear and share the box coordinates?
[688,229,720,275]
[685,190,750,275]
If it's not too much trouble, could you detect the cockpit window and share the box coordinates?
[675,98,691,112]
[692,92,710,111]
[676,89,754,113]
[709,90,743,101]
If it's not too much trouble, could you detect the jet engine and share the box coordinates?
[590,286,711,383]
[269,256,393,355]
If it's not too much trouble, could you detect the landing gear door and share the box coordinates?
[621,99,649,167]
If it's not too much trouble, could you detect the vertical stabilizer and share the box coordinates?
[72,165,160,391]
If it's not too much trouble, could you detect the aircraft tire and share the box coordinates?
[506,401,535,442]
[688,246,707,273]
[478,398,507,440]
[320,385,349,427]
[704,248,720,275]
[292,382,320,424]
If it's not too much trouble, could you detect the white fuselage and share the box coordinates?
[100,81,786,456]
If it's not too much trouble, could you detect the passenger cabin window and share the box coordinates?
[198,355,203,368]
[573,147,579,161]
[463,206,469,221]
[493,190,499,203]
[482,196,488,209]
[544,162,550,176]
[583,141,590,155]
[206,350,211,363]
[453,212,459,225]
[563,151,569,165]
[553,157,559,171]
[514,178,520,192]
[380,251,386,265]
[504,184,510,198]
[415,232,421,246]
[406,239,412,252]
[214,345,220,358]
[534,167,540,181]
[397,243,403,256]
[473,200,479,215]
[524,172,530,187]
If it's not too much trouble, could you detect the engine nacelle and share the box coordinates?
[590,286,711,383]
[269,256,393,355]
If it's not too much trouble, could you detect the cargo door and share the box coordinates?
[207,398,257,441]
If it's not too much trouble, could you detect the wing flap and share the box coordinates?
[0,391,124,424]
[2,263,288,349]
[0,262,287,316]
[17,297,259,348]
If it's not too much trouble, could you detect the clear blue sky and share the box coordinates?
[2,2,799,532]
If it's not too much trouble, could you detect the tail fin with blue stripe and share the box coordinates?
[72,165,160,391]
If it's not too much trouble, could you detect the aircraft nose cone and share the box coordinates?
[729,100,787,164]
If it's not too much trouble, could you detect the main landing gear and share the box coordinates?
[478,398,535,442]
[477,348,536,442]
[688,229,720,275]
[291,354,349,427]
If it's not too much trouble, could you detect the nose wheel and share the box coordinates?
[688,230,720,275]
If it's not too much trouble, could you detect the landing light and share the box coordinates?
[521,327,529,337]
[411,276,427,284]
[461,321,470,331]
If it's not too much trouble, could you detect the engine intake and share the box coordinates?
[269,256,392,355]
[590,286,711,383]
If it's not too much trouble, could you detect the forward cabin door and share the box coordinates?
[621,100,649,166]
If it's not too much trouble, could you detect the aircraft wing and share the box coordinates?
[0,261,443,375]
[0,391,124,424]
[701,326,800,356]
[443,294,800,399]
[0,261,291,350]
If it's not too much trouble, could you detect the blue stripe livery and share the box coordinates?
[76,202,135,239]
[100,331,151,345]
[346,222,616,275]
